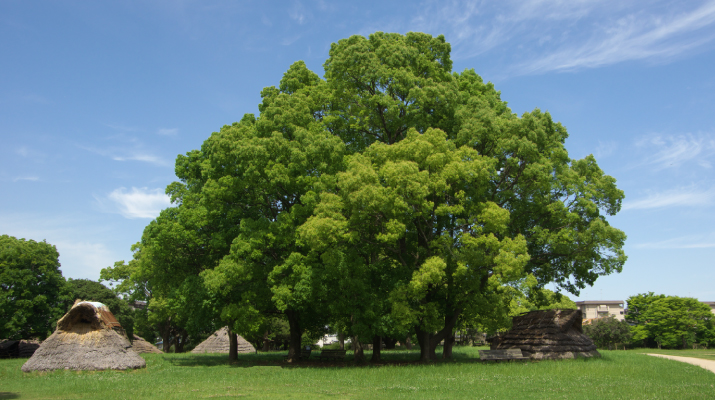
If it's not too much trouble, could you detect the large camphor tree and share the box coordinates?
[143,31,626,362]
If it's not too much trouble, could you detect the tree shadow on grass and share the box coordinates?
[163,354,237,367]
[161,348,538,369]
[160,347,610,369]
[0,393,20,399]
[163,353,287,368]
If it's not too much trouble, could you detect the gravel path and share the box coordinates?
[646,353,715,374]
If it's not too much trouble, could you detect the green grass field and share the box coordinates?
[2,348,714,399]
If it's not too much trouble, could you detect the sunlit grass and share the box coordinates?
[2,347,714,399]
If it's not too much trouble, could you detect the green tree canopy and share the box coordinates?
[633,296,714,349]
[626,292,666,325]
[198,65,346,361]
[0,235,70,340]
[583,316,632,350]
[626,292,667,348]
[300,32,626,360]
[128,31,626,362]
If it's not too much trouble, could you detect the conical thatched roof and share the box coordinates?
[130,334,162,354]
[191,327,255,354]
[496,309,600,360]
[21,301,146,372]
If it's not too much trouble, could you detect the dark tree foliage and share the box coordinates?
[0,235,71,340]
[66,279,135,340]
[583,316,632,350]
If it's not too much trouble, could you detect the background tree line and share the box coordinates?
[5,234,710,354]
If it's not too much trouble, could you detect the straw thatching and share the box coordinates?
[191,327,255,354]
[21,301,146,372]
[0,339,40,358]
[495,309,600,360]
[130,334,163,354]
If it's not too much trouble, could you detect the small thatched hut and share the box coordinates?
[191,327,255,354]
[0,339,40,358]
[21,301,146,372]
[495,309,600,360]
[130,334,163,354]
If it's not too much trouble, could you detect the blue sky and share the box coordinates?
[2,0,714,304]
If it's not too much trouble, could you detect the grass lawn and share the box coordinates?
[2,347,714,399]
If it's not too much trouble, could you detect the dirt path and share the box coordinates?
[647,353,715,374]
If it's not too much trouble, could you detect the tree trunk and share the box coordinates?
[160,323,172,353]
[286,311,303,363]
[228,326,238,362]
[338,332,345,350]
[371,335,382,363]
[175,330,188,353]
[442,332,455,359]
[429,310,461,360]
[262,330,270,352]
[352,336,366,363]
[415,327,434,361]
[383,337,397,349]
[405,335,412,350]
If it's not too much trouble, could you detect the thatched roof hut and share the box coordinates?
[21,301,146,372]
[0,339,40,358]
[496,309,600,360]
[191,327,255,354]
[130,334,162,354]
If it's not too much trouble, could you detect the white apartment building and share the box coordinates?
[703,301,715,315]
[575,300,626,321]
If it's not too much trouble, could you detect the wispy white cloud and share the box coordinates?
[289,1,307,25]
[635,233,715,249]
[79,145,171,167]
[15,146,45,160]
[282,35,302,46]
[635,133,715,170]
[370,0,715,75]
[518,1,715,74]
[111,153,169,166]
[105,187,172,219]
[392,0,607,59]
[261,14,272,27]
[623,187,715,210]
[13,176,39,182]
[157,128,178,136]
[595,140,617,158]
[104,123,142,133]
[77,125,173,166]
